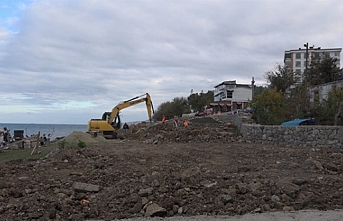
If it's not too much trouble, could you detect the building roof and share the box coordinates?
[214,80,251,88]
[285,47,342,53]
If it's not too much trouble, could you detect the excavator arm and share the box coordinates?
[108,93,154,125]
[88,93,154,138]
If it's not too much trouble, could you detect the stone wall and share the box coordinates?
[214,114,343,149]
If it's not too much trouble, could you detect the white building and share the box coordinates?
[309,80,343,103]
[284,46,341,79]
[211,80,252,112]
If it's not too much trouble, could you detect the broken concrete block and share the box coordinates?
[145,203,166,217]
[73,182,99,193]
[138,187,153,197]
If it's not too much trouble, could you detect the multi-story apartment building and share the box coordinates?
[284,46,341,81]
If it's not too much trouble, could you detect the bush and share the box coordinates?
[58,140,68,149]
[78,140,87,148]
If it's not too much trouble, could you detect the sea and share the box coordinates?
[0,123,87,141]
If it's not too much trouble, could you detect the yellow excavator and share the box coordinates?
[88,93,154,138]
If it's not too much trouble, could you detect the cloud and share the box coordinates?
[0,0,342,124]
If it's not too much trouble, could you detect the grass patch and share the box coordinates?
[58,139,68,149]
[0,144,58,164]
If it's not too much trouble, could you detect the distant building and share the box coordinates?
[284,46,341,82]
[209,80,252,113]
[309,79,343,103]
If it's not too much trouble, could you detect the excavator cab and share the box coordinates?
[102,112,110,120]
[101,112,121,129]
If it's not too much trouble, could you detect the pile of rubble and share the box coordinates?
[127,117,244,144]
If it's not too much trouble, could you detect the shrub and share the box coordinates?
[78,140,87,148]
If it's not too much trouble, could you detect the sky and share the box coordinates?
[0,0,342,124]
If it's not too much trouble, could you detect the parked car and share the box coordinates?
[232,109,242,114]
[243,108,254,114]
[281,118,316,126]
[195,111,207,117]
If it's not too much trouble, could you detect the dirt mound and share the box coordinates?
[52,131,107,149]
[189,116,222,124]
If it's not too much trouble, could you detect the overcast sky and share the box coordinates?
[0,0,342,124]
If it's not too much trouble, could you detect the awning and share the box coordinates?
[210,103,218,106]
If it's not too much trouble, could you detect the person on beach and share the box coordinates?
[3,127,8,143]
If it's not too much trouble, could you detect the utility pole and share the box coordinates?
[303,42,310,115]
[304,42,309,85]
[251,77,255,99]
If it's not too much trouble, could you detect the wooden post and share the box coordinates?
[31,131,40,155]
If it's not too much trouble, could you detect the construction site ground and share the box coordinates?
[1,116,343,220]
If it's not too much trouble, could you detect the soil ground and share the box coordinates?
[0,116,343,220]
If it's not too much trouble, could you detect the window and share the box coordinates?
[314,52,321,59]
[314,90,320,102]
[335,52,340,56]
[296,53,301,59]
[295,69,301,75]
[295,61,301,67]
[227,90,233,99]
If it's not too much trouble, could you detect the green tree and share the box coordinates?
[265,64,298,93]
[153,101,173,121]
[251,88,289,125]
[170,97,190,116]
[253,85,267,96]
[307,52,340,86]
[153,97,189,121]
[287,84,310,119]
[187,90,214,112]
[153,90,214,121]
[311,85,343,125]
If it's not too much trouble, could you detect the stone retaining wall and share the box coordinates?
[214,114,343,148]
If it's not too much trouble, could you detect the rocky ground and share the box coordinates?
[0,117,343,220]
